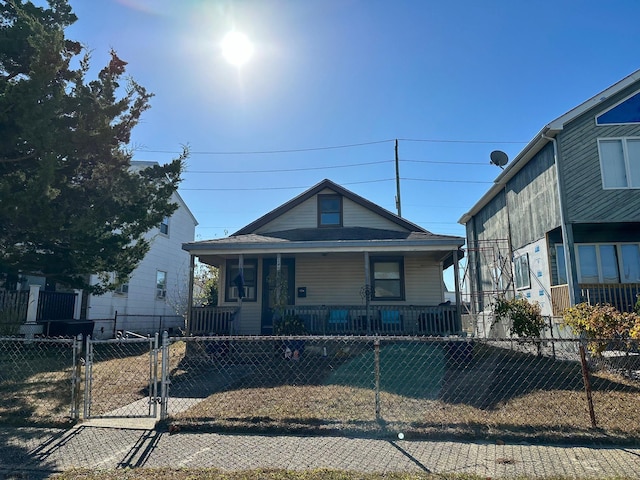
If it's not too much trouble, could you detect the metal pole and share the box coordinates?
[579,345,597,428]
[374,339,381,421]
[395,139,402,217]
[160,330,169,420]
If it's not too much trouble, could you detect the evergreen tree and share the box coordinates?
[0,0,186,293]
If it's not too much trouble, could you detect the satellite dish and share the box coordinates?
[490,150,509,169]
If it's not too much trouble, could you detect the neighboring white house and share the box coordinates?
[87,161,198,337]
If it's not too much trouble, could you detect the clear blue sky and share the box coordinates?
[63,0,640,286]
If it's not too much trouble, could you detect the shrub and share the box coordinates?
[563,302,640,356]
[274,315,306,335]
[493,297,545,338]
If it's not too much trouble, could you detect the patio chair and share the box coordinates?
[379,309,402,333]
[327,309,349,332]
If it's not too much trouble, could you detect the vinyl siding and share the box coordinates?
[87,193,196,320]
[256,188,408,233]
[559,85,640,223]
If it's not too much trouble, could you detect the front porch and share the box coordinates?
[188,303,461,336]
[551,283,640,316]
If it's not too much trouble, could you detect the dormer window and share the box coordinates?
[318,194,342,227]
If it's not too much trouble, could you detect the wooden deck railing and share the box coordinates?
[551,283,640,315]
[188,304,461,336]
[284,304,460,335]
[188,306,239,335]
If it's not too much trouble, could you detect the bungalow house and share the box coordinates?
[182,179,465,336]
[459,69,640,319]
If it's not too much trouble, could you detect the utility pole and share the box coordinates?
[395,139,402,217]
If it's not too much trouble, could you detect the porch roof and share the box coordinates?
[183,227,464,266]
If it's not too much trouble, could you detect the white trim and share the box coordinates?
[597,136,640,190]
[595,89,640,126]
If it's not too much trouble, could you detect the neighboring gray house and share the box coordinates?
[183,179,465,336]
[460,69,640,318]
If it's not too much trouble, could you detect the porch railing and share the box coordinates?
[551,283,640,315]
[284,304,461,336]
[188,306,239,335]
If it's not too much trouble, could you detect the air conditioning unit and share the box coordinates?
[156,288,166,298]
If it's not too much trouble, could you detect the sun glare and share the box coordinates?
[221,31,254,67]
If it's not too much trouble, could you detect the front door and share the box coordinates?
[261,258,295,334]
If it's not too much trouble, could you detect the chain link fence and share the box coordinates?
[0,336,80,426]
[162,335,640,443]
[1,333,638,444]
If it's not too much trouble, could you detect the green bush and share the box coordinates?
[274,315,306,335]
[493,297,545,338]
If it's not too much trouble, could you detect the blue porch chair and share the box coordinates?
[328,309,349,332]
[380,309,402,333]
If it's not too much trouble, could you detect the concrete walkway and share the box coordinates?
[0,425,639,479]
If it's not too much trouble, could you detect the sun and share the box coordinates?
[221,31,254,67]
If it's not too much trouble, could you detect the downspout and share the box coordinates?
[542,133,578,306]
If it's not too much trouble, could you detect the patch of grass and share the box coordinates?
[50,468,640,480]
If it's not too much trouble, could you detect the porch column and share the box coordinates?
[186,254,195,335]
[364,252,371,333]
[73,289,82,320]
[26,284,40,324]
[235,254,243,335]
[453,249,462,331]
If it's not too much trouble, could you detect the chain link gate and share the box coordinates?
[84,333,160,419]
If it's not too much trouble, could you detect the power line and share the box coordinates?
[185,160,392,174]
[181,178,395,191]
[139,139,394,156]
[402,159,495,166]
[138,137,527,157]
[402,177,492,184]
[399,137,527,144]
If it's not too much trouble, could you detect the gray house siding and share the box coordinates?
[559,85,640,223]
[505,143,560,249]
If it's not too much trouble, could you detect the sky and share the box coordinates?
[61,0,640,288]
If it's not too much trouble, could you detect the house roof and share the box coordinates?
[131,160,198,226]
[458,68,640,225]
[183,179,464,266]
[234,178,428,235]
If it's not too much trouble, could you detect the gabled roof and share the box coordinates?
[459,69,640,224]
[233,178,427,235]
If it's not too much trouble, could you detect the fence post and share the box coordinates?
[83,335,92,420]
[160,330,170,420]
[374,338,381,421]
[579,345,597,429]
[70,334,83,420]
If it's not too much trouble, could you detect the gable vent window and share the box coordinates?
[318,194,342,227]
[598,138,640,189]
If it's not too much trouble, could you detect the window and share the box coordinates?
[156,271,167,299]
[318,194,342,227]
[114,283,129,295]
[556,243,640,284]
[514,254,531,290]
[596,91,640,125]
[598,138,640,189]
[225,260,257,302]
[370,257,404,300]
[160,216,169,235]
